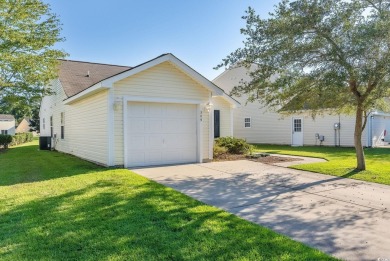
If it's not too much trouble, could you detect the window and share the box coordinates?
[50,116,53,137]
[60,112,65,139]
[293,119,302,132]
[42,118,45,130]
[244,117,251,128]
[1,130,8,135]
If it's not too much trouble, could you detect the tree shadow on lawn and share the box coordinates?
[151,166,384,260]
[0,176,333,260]
[0,144,103,187]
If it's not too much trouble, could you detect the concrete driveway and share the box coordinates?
[134,160,390,261]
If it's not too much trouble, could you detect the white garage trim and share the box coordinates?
[122,96,203,168]
[209,97,214,160]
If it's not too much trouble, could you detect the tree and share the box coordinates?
[0,0,66,110]
[217,0,390,170]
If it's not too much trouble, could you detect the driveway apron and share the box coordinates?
[134,160,390,261]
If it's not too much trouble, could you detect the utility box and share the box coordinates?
[39,136,52,150]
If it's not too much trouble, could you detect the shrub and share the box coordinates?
[0,134,13,149]
[214,136,250,154]
[10,133,34,146]
[213,144,228,158]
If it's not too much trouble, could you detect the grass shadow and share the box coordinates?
[0,172,334,260]
[0,142,104,186]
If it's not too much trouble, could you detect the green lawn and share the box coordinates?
[253,144,390,185]
[0,140,335,260]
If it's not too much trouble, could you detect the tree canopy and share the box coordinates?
[217,0,390,170]
[0,0,66,119]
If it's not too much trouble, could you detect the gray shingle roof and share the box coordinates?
[0,114,15,120]
[58,60,132,98]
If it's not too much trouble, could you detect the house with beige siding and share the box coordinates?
[0,114,15,135]
[213,66,390,147]
[16,118,31,133]
[40,53,238,167]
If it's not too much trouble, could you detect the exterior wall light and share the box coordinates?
[113,101,122,112]
[205,102,213,112]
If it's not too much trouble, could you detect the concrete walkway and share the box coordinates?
[134,160,390,261]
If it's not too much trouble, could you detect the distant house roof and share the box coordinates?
[58,60,132,97]
[0,114,15,121]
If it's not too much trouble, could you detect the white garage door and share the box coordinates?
[127,102,198,167]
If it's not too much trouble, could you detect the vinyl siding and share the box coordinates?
[0,121,15,135]
[301,113,367,146]
[40,79,109,165]
[371,115,390,146]
[213,67,368,147]
[113,61,211,165]
[212,96,233,137]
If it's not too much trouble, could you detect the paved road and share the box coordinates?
[134,160,390,261]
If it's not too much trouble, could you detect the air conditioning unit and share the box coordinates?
[39,136,52,150]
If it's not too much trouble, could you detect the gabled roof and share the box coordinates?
[58,60,132,97]
[62,53,229,104]
[0,114,15,121]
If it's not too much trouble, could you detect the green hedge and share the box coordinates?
[0,134,13,149]
[214,136,251,154]
[10,133,34,146]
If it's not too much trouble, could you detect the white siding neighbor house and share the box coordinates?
[213,66,390,147]
[0,114,15,135]
[40,54,238,167]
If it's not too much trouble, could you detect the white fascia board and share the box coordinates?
[220,93,241,108]
[63,82,109,105]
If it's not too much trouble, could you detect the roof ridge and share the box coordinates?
[58,59,132,68]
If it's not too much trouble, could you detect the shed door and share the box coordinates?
[127,102,197,167]
[292,117,303,146]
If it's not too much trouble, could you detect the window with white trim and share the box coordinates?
[244,117,251,128]
[1,130,8,135]
[60,112,65,139]
[42,118,45,130]
[50,116,53,137]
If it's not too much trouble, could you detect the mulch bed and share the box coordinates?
[213,153,302,164]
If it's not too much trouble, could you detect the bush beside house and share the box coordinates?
[0,133,33,149]
[214,137,251,158]
[0,134,13,149]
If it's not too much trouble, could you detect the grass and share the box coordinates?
[253,144,390,185]
[0,140,336,260]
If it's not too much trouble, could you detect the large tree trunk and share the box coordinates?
[354,105,366,170]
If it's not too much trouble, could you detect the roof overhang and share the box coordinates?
[64,53,226,105]
[216,93,241,108]
[64,82,110,105]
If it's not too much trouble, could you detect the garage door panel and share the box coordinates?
[148,119,163,133]
[127,102,198,167]
[129,136,146,149]
[128,151,146,165]
[129,119,146,133]
[149,104,164,117]
[163,119,196,133]
[128,103,147,117]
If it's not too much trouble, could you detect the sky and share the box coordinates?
[43,0,280,80]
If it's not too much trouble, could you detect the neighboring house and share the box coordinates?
[16,118,31,133]
[0,114,16,135]
[213,66,390,147]
[40,53,238,167]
